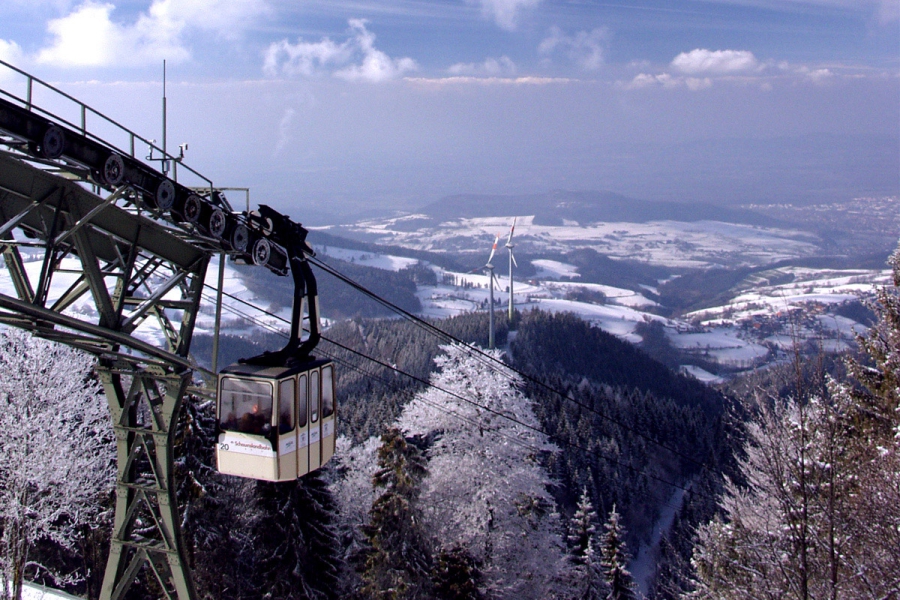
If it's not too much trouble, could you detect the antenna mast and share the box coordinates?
[162,59,168,175]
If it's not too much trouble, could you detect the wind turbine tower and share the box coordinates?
[506,218,517,324]
[484,234,500,349]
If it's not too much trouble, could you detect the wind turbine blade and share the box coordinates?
[510,250,518,268]
[487,235,499,265]
[506,217,517,245]
[493,273,503,290]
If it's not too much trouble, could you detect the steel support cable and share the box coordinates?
[307,256,708,471]
[203,284,712,503]
[199,290,545,456]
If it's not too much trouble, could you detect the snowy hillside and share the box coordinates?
[311,235,892,381]
[0,214,891,382]
[331,213,822,269]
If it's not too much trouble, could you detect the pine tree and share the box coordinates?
[689,242,900,599]
[567,488,603,600]
[431,546,481,600]
[251,473,342,600]
[360,427,432,600]
[600,506,635,600]
[397,343,571,599]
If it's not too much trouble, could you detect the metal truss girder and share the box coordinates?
[0,291,197,373]
[0,153,205,269]
[98,361,197,600]
[0,234,34,302]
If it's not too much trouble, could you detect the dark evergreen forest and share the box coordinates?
[166,309,731,599]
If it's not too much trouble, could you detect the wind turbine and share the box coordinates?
[505,218,518,324]
[483,233,502,349]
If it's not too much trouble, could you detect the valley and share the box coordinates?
[309,192,898,383]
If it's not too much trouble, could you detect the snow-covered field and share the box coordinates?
[19,582,80,600]
[337,214,823,269]
[0,210,891,384]
[313,240,891,380]
[312,246,418,271]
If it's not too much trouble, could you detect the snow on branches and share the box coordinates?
[330,343,574,599]
[0,330,115,600]
[397,343,570,599]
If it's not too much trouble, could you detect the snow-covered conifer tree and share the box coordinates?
[0,330,115,600]
[360,427,432,599]
[600,506,635,600]
[431,546,481,600]
[397,343,571,599]
[690,242,900,599]
[329,434,383,594]
[568,488,604,600]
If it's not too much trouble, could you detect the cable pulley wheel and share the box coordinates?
[209,208,227,238]
[156,179,175,211]
[40,125,65,159]
[183,194,202,222]
[102,153,125,186]
[251,238,271,266]
[232,224,249,252]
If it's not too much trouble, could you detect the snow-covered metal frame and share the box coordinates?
[0,152,206,599]
[0,58,323,600]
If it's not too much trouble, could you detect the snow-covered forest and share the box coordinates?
[0,244,898,599]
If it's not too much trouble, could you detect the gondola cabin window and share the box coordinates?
[322,365,334,418]
[278,379,295,434]
[310,370,320,423]
[219,378,273,435]
[298,374,308,428]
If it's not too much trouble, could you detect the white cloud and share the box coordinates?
[406,75,572,86]
[777,61,839,84]
[804,67,834,84]
[263,38,352,77]
[699,0,898,23]
[0,39,25,66]
[448,56,516,76]
[623,73,679,89]
[0,39,27,84]
[538,27,608,70]
[34,0,268,68]
[671,48,759,75]
[470,0,540,31]
[273,107,294,157]
[685,77,713,90]
[620,72,711,91]
[264,19,416,83]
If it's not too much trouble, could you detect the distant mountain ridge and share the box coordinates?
[422,190,782,227]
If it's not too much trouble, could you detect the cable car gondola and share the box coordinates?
[215,209,336,481]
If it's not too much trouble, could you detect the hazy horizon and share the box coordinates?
[1,0,897,222]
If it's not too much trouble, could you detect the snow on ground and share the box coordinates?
[417,266,665,344]
[313,246,418,271]
[668,327,769,367]
[19,582,81,600]
[337,214,823,269]
[527,298,652,342]
[532,259,579,279]
[544,281,658,308]
[681,365,725,384]
[0,253,290,355]
[2,227,887,383]
[630,485,690,596]
[688,267,892,324]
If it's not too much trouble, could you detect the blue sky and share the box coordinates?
[0,0,897,221]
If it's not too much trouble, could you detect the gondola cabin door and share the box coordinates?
[216,359,336,481]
